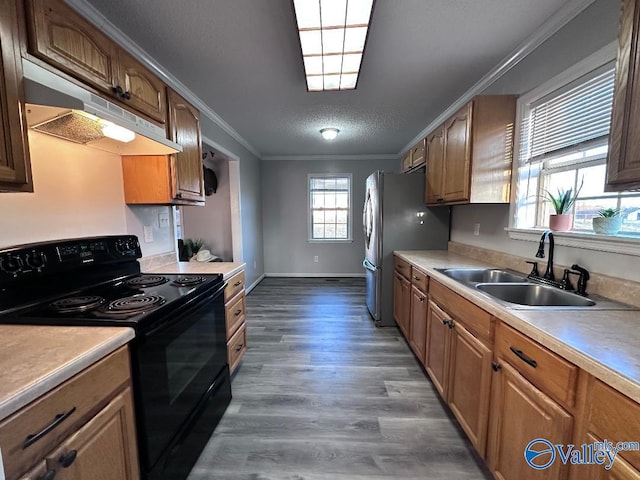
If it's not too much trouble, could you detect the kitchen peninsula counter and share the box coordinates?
[149,261,245,280]
[0,326,134,421]
[395,250,640,404]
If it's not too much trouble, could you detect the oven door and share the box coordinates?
[131,282,228,472]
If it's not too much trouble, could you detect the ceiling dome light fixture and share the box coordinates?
[320,128,340,140]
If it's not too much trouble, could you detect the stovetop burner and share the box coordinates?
[171,276,207,287]
[50,295,106,314]
[98,294,166,318]
[124,275,169,288]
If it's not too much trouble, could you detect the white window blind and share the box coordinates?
[525,65,615,165]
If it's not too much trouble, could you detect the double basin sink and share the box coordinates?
[434,268,633,310]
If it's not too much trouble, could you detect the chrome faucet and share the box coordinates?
[535,230,555,281]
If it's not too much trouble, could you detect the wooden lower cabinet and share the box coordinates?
[487,361,573,480]
[392,270,411,338]
[425,299,451,398]
[447,320,492,456]
[44,388,138,480]
[224,269,247,374]
[408,285,427,361]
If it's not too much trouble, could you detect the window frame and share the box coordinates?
[307,173,353,243]
[507,41,640,257]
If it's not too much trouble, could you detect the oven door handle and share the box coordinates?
[142,282,226,338]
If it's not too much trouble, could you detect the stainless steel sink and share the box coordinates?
[475,283,596,307]
[435,268,528,284]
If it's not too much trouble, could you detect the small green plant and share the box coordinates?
[184,238,205,258]
[597,208,622,218]
[544,178,584,214]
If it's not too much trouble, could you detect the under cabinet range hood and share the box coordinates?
[21,58,182,155]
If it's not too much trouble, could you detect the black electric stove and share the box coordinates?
[0,235,232,480]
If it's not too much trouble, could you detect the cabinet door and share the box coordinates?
[0,0,32,192]
[26,0,118,94]
[168,89,204,202]
[425,126,444,204]
[401,151,412,172]
[393,271,411,339]
[606,0,640,191]
[425,300,451,398]
[442,103,472,203]
[571,433,640,480]
[117,50,167,124]
[408,285,427,361]
[447,321,492,457]
[487,361,573,480]
[45,388,139,480]
[410,139,425,169]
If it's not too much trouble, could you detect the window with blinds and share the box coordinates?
[514,60,640,235]
[309,175,352,240]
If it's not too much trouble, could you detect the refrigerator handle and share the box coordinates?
[363,258,377,272]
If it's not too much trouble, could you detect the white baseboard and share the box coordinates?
[264,273,366,278]
[246,274,265,294]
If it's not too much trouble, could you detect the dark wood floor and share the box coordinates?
[188,277,492,480]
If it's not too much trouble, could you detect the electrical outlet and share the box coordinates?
[143,225,154,243]
[314,256,319,263]
[158,212,170,228]
[473,223,480,236]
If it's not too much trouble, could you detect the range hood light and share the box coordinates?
[101,121,136,143]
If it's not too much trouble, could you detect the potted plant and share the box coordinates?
[184,238,205,259]
[592,208,624,235]
[545,180,583,231]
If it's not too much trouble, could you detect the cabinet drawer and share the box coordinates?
[410,267,428,293]
[225,292,246,339]
[228,322,247,374]
[224,270,245,302]
[496,323,577,408]
[429,279,493,342]
[0,347,130,480]
[394,257,411,279]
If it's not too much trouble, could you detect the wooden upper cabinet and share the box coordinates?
[0,0,33,192]
[425,126,444,204]
[401,139,426,172]
[606,0,640,191]
[442,102,472,202]
[116,50,167,123]
[168,88,204,203]
[26,0,118,93]
[401,151,412,172]
[26,0,167,124]
[424,95,515,206]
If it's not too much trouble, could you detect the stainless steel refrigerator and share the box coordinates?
[362,170,450,326]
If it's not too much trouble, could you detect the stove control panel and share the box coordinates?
[0,235,142,283]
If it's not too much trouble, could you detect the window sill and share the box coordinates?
[307,239,354,244]
[506,228,640,257]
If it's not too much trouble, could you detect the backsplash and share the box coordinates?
[449,241,640,308]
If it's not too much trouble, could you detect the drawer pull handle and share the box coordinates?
[235,343,244,352]
[510,346,538,368]
[23,407,76,449]
[413,275,420,281]
[234,309,242,316]
[59,449,78,468]
[233,281,242,287]
[40,469,57,480]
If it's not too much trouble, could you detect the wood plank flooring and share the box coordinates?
[188,277,492,480]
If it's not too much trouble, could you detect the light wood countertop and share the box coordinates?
[0,326,134,422]
[148,261,245,280]
[395,250,640,404]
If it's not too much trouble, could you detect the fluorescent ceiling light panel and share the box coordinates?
[293,0,374,91]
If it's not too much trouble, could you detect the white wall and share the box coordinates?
[0,132,175,257]
[449,0,640,281]
[182,155,233,260]
[262,157,398,275]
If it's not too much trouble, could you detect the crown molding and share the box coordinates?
[65,0,262,159]
[400,0,598,155]
[261,153,399,162]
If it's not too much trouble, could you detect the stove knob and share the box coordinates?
[0,256,22,275]
[26,251,46,269]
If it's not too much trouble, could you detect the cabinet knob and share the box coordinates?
[233,281,242,287]
[112,85,124,95]
[121,91,131,100]
[491,361,501,372]
[235,343,244,352]
[59,449,78,468]
[447,319,455,329]
[39,470,57,480]
[234,309,242,316]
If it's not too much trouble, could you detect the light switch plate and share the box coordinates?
[143,225,154,243]
[158,212,170,228]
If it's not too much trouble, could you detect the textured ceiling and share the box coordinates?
[84,0,571,157]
